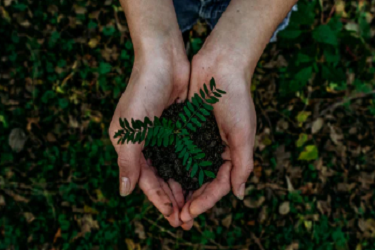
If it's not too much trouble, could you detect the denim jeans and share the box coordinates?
[173,0,298,42]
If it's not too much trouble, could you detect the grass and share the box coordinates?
[1,0,375,249]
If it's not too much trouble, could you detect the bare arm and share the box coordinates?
[118,0,185,58]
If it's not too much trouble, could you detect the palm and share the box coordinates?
[109,59,189,227]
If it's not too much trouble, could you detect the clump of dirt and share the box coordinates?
[143,103,225,190]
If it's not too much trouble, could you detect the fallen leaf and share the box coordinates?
[298,145,319,161]
[9,128,27,152]
[125,239,141,250]
[0,195,5,206]
[134,221,146,240]
[244,196,265,208]
[286,176,295,191]
[279,201,290,215]
[311,118,324,134]
[221,214,232,228]
[296,133,308,147]
[24,212,35,223]
[296,111,311,125]
[53,228,61,243]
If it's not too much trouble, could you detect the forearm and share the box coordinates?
[203,0,298,70]
[119,0,184,56]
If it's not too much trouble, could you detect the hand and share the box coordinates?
[180,42,257,229]
[108,48,190,227]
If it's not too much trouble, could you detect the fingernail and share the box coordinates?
[236,183,245,200]
[120,177,130,197]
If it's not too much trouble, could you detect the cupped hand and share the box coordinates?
[180,47,257,229]
[108,50,190,227]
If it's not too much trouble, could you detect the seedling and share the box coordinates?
[114,78,226,186]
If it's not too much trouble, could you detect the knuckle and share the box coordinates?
[117,155,132,170]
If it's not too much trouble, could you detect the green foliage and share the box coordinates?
[115,79,225,186]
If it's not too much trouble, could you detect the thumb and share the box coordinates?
[229,132,254,200]
[118,144,142,197]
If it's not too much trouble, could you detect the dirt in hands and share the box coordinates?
[143,103,225,190]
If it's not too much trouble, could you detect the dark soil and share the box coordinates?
[143,103,225,190]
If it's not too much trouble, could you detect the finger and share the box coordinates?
[180,184,209,222]
[174,61,190,104]
[168,179,185,209]
[118,144,142,197]
[189,162,232,217]
[159,178,182,227]
[221,147,231,161]
[181,220,194,231]
[229,131,254,200]
[138,158,174,217]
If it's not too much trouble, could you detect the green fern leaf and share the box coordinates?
[154,116,161,126]
[204,170,216,178]
[134,132,141,143]
[213,92,222,98]
[176,143,183,152]
[140,128,147,141]
[131,118,138,129]
[193,153,205,159]
[216,89,227,94]
[187,102,195,112]
[206,97,219,104]
[158,127,165,138]
[204,84,209,95]
[119,118,125,129]
[127,132,135,143]
[191,163,198,177]
[136,120,143,128]
[202,103,214,111]
[184,106,191,117]
[124,119,133,132]
[179,113,187,123]
[200,89,205,99]
[199,170,204,186]
[181,129,189,136]
[162,118,168,127]
[176,121,182,129]
[190,148,202,154]
[157,136,162,146]
[144,116,152,126]
[153,127,160,137]
[192,96,200,108]
[199,108,210,116]
[199,161,212,167]
[186,158,192,170]
[163,135,169,147]
[178,148,186,158]
[210,78,216,91]
[187,123,196,132]
[183,153,189,165]
[121,136,127,144]
[169,134,174,145]
[145,132,152,146]
[191,118,201,127]
[151,136,157,146]
[195,94,203,104]
[196,113,206,122]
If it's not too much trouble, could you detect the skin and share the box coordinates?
[109,0,298,229]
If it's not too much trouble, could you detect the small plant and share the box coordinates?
[114,78,226,186]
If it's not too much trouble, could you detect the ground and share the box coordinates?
[1,0,375,249]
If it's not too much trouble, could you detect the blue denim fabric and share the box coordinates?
[173,0,298,42]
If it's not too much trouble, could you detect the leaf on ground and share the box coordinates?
[279,201,290,215]
[298,145,319,161]
[8,128,27,153]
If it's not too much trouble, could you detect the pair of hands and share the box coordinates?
[109,35,257,230]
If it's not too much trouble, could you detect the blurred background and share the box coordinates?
[1,0,375,249]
